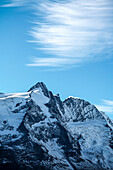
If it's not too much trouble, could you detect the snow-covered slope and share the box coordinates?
[0,82,113,170]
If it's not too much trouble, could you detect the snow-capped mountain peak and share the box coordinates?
[28,82,50,98]
[0,82,113,170]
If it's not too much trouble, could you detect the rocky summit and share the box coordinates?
[0,82,113,170]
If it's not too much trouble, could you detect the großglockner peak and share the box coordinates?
[28,82,50,98]
[0,82,113,170]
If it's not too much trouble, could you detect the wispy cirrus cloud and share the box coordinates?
[26,57,81,67]
[2,0,113,68]
[96,99,113,115]
[1,0,35,7]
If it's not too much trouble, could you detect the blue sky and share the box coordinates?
[0,0,113,118]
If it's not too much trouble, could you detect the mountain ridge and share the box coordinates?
[0,82,113,169]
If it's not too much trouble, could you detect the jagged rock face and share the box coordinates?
[0,82,113,170]
[63,97,105,122]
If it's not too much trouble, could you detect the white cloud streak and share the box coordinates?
[102,99,113,106]
[1,0,36,7]
[2,0,113,67]
[96,99,113,114]
[96,105,113,113]
[27,57,81,67]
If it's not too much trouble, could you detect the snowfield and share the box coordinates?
[0,82,113,169]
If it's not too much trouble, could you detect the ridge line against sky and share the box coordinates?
[1,0,113,118]
[2,0,113,68]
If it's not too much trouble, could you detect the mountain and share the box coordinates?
[0,82,113,170]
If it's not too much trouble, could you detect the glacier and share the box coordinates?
[0,82,113,169]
